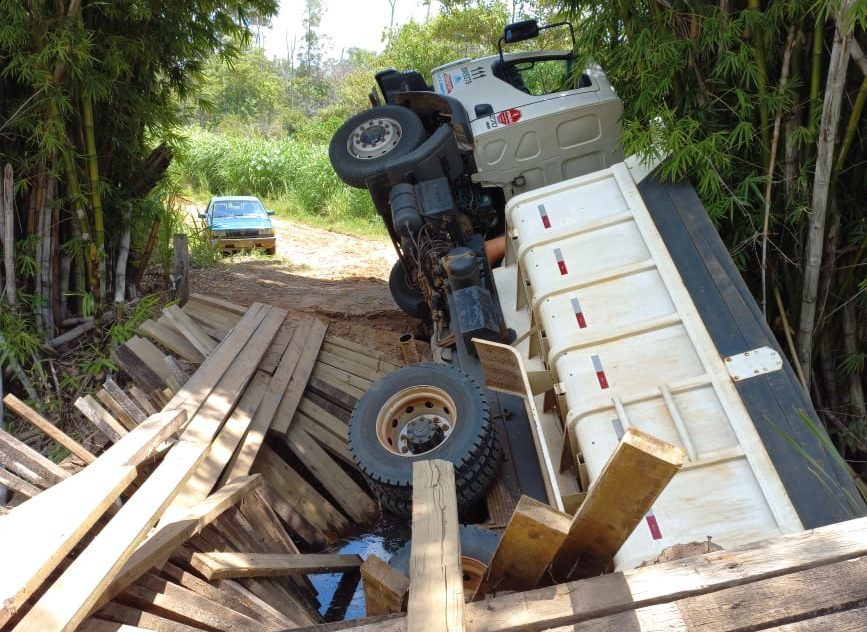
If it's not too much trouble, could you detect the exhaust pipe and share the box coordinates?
[399,332,420,365]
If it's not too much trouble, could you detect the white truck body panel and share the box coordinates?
[497,161,803,570]
[432,53,622,198]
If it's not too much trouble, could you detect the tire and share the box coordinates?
[388,261,427,319]
[329,106,426,188]
[389,525,500,595]
[349,363,502,518]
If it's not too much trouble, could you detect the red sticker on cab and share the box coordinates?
[496,108,522,125]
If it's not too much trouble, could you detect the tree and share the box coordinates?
[0,0,278,388]
[559,1,866,454]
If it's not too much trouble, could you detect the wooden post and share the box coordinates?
[408,459,464,632]
[550,427,684,582]
[473,495,571,600]
[172,233,189,305]
[361,554,409,616]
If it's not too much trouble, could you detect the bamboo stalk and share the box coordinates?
[761,27,795,317]
[797,3,854,389]
[809,12,824,125]
[82,95,106,300]
[748,0,771,160]
[132,217,160,289]
[832,77,867,180]
[114,225,131,303]
[1,163,14,305]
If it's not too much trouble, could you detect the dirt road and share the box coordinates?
[190,214,419,361]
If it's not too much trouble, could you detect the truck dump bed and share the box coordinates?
[494,160,864,570]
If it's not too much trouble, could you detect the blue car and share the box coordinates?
[200,196,277,255]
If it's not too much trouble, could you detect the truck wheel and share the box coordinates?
[349,363,502,518]
[329,106,426,188]
[389,261,427,319]
[388,525,500,595]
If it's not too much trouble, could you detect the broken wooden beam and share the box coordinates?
[0,410,187,628]
[361,554,409,617]
[3,393,96,464]
[408,459,463,632]
[190,552,363,581]
[270,318,328,435]
[75,395,128,443]
[472,495,569,600]
[550,426,684,582]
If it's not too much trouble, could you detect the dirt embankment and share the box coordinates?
[190,214,420,362]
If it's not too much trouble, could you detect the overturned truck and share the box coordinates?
[329,18,864,574]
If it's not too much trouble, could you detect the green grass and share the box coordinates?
[169,128,388,241]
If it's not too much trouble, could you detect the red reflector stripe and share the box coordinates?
[591,355,609,389]
[554,248,567,275]
[571,297,587,329]
[646,513,663,540]
[539,204,551,229]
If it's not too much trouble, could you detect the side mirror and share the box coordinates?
[266,210,275,216]
[198,212,207,219]
[503,20,539,44]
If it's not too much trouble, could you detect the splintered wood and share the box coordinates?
[0,295,391,631]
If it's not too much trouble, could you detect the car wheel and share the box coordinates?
[329,106,426,188]
[388,525,500,595]
[388,261,427,319]
[348,363,502,518]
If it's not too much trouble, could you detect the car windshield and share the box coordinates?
[211,199,266,218]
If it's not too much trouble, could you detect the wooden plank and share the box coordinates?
[190,552,363,581]
[298,397,349,442]
[3,393,96,464]
[307,375,359,411]
[322,339,400,373]
[160,560,293,631]
[473,495,569,600]
[271,318,328,435]
[768,605,867,631]
[0,410,187,628]
[218,318,315,485]
[251,447,348,543]
[312,363,371,397]
[286,428,378,524]
[304,387,351,421]
[188,292,247,316]
[14,440,208,631]
[317,349,384,383]
[163,355,191,389]
[113,344,165,394]
[550,427,684,582]
[75,395,128,443]
[100,475,262,609]
[291,413,354,469]
[156,306,283,525]
[327,335,398,368]
[89,603,204,632]
[96,389,138,431]
[138,318,205,363]
[361,554,409,617]
[116,573,264,632]
[103,380,147,424]
[0,467,42,498]
[408,460,463,632]
[549,557,867,632]
[163,304,218,356]
[181,369,268,502]
[258,320,296,375]
[0,426,70,486]
[125,336,176,387]
[162,302,266,420]
[126,386,157,416]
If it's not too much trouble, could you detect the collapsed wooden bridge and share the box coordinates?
[1,295,865,631]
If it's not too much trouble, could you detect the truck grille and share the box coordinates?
[224,229,260,238]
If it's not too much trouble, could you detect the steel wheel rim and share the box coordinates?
[461,556,488,594]
[375,385,457,457]
[347,117,403,159]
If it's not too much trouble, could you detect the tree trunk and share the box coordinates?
[1,164,15,305]
[114,224,131,304]
[842,301,866,423]
[797,3,853,389]
[81,94,106,299]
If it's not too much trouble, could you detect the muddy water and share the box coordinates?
[310,517,411,621]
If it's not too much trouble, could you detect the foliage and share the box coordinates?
[560,0,866,456]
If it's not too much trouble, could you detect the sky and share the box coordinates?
[261,0,441,61]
